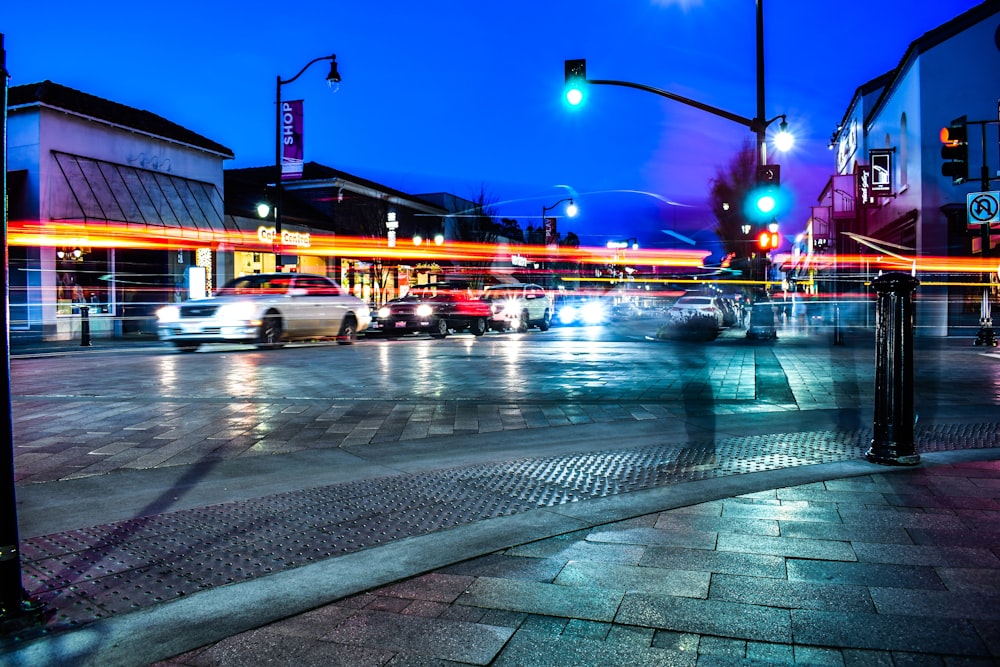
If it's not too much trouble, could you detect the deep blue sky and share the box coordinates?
[2,0,981,254]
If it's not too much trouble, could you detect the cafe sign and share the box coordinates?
[257,226,311,248]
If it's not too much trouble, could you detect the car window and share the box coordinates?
[219,275,294,295]
[294,276,340,296]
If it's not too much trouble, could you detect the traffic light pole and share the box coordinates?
[972,121,996,346]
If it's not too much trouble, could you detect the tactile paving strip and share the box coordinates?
[3,422,998,646]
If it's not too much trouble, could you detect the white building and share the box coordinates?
[804,0,1000,337]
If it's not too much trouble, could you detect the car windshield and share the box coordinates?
[217,275,294,295]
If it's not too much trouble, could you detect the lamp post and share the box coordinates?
[1,32,44,621]
[541,197,577,243]
[273,54,341,266]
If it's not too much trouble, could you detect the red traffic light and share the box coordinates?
[940,115,968,185]
[757,231,779,250]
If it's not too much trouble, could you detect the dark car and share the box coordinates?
[371,285,491,338]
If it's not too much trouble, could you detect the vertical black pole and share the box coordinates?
[1,32,43,620]
[867,272,921,466]
[975,130,996,346]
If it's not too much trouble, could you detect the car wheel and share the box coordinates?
[429,318,449,338]
[174,342,199,353]
[337,315,358,345]
[538,310,551,332]
[517,310,529,333]
[256,313,284,349]
[471,317,487,336]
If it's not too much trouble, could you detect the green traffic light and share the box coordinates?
[756,194,776,214]
[566,87,584,106]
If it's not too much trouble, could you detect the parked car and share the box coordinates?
[666,295,726,329]
[156,273,370,352]
[372,285,491,338]
[483,283,552,332]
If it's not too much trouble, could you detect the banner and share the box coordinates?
[281,100,304,181]
[544,217,557,248]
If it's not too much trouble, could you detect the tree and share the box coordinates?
[453,186,502,290]
[356,194,395,305]
[708,138,757,259]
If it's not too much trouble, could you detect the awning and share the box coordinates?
[48,151,243,244]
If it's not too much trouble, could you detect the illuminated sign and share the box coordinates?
[257,226,311,248]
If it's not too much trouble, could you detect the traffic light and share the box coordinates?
[564,59,587,107]
[757,229,780,250]
[940,115,968,185]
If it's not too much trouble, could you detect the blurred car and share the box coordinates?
[611,301,643,319]
[156,273,370,352]
[666,295,725,329]
[372,285,491,338]
[483,283,552,332]
[555,295,610,326]
[746,300,778,339]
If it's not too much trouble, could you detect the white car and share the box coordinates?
[483,283,552,332]
[666,295,725,329]
[156,273,371,352]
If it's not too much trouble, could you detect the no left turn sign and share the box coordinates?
[968,191,1000,225]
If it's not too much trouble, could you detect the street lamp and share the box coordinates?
[541,198,577,224]
[273,54,341,261]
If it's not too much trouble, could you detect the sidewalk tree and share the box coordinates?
[356,194,395,305]
[453,186,502,290]
[708,139,757,260]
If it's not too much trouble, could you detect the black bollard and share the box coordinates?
[80,305,92,347]
[866,272,920,465]
[833,304,844,345]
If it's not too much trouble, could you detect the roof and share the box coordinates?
[7,80,234,158]
[866,0,1000,126]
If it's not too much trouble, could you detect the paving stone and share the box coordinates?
[506,536,645,565]
[869,587,1000,620]
[370,573,475,603]
[457,577,623,622]
[935,567,1000,593]
[492,628,694,667]
[640,545,787,579]
[322,609,513,664]
[616,592,791,642]
[852,542,1000,568]
[437,553,566,582]
[779,520,913,544]
[791,609,989,656]
[709,573,874,612]
[653,513,780,537]
[716,532,857,561]
[787,559,946,589]
[746,640,794,663]
[585,525,717,549]
[184,626,396,667]
[554,560,710,598]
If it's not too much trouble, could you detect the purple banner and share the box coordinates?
[281,100,304,181]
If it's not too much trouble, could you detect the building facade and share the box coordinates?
[798,0,1000,336]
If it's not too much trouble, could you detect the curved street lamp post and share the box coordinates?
[273,54,341,265]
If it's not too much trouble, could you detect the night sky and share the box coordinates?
[2,0,982,256]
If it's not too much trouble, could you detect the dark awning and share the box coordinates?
[49,151,243,243]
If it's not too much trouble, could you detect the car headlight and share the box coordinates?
[156,305,180,323]
[560,306,578,324]
[215,301,258,321]
[377,306,391,319]
[416,304,433,318]
[502,299,519,315]
[582,302,605,324]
